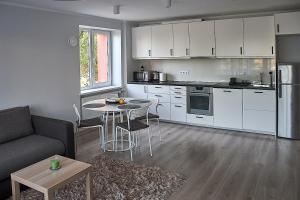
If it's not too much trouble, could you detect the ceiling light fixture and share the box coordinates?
[113,5,120,15]
[163,0,172,8]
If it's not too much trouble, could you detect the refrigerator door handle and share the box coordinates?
[278,70,282,98]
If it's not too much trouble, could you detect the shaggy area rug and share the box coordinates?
[11,154,185,200]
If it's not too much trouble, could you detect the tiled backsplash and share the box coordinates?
[137,58,276,84]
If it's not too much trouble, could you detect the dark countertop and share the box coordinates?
[127,81,276,90]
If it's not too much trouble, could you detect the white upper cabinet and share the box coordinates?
[244,16,275,57]
[132,26,152,58]
[215,18,244,57]
[173,23,190,57]
[151,24,174,58]
[189,21,216,57]
[275,11,300,35]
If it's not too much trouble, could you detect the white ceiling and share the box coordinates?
[1,0,300,22]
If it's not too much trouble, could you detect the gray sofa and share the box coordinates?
[0,106,75,199]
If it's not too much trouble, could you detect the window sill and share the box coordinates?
[80,86,123,97]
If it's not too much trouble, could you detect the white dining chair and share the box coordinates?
[115,105,152,161]
[73,104,105,153]
[136,98,161,141]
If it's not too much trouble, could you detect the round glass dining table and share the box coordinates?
[82,98,152,151]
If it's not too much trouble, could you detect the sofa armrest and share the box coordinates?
[31,115,75,159]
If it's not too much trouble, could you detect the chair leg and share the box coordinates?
[147,128,153,157]
[75,128,78,154]
[157,119,162,142]
[128,131,133,161]
[101,126,106,152]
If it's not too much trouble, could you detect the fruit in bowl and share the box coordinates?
[118,98,125,105]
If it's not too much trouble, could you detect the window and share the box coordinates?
[80,28,111,90]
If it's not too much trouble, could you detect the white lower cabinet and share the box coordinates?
[171,104,186,122]
[242,89,275,134]
[127,84,148,99]
[157,103,171,120]
[187,114,213,126]
[213,88,243,129]
[243,110,275,134]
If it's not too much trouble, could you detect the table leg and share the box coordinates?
[11,179,20,200]
[112,112,115,150]
[86,172,93,200]
[44,190,54,200]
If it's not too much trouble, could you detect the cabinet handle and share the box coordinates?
[155,95,162,97]
[272,46,274,55]
[155,86,162,88]
[212,48,214,55]
[223,90,232,93]
[144,86,147,93]
[196,116,204,119]
[148,50,151,56]
[254,91,263,94]
[240,47,243,55]
[186,48,189,56]
[158,103,163,106]
[170,49,174,56]
[277,24,280,33]
[174,105,182,108]
[174,96,182,99]
[174,92,181,94]
[174,87,181,89]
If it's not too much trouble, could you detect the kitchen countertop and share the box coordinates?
[127,81,276,90]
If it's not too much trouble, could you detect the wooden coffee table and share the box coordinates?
[10,155,92,200]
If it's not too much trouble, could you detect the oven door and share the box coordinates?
[188,93,213,115]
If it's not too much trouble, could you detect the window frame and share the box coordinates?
[79,28,112,91]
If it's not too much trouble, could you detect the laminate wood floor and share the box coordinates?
[76,122,300,200]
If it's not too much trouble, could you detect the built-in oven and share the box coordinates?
[187,86,213,116]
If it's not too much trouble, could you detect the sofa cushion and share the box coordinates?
[0,106,33,144]
[0,135,65,181]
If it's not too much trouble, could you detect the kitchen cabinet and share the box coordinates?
[127,84,148,99]
[189,21,216,57]
[213,88,243,129]
[173,23,190,57]
[215,18,244,57]
[275,11,300,35]
[148,93,170,103]
[148,85,170,94]
[151,24,174,58]
[244,16,275,57]
[171,104,186,122]
[156,103,171,120]
[243,89,275,134]
[132,26,152,58]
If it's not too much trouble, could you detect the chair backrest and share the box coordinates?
[148,97,159,114]
[73,104,81,125]
[126,105,151,130]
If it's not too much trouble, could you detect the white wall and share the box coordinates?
[136,58,276,84]
[0,4,123,121]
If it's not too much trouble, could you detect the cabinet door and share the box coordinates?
[157,102,171,120]
[132,26,151,58]
[127,84,148,99]
[215,19,244,57]
[275,11,300,35]
[244,16,275,57]
[171,104,187,122]
[243,90,275,111]
[151,24,174,57]
[213,88,243,129]
[243,110,275,134]
[173,23,190,57]
[189,21,216,57]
